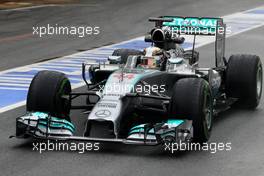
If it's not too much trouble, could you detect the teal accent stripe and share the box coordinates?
[31,112,75,132]
[167,119,184,126]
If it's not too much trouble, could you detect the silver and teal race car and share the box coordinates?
[14,16,262,146]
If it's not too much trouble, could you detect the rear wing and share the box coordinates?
[161,16,224,36]
[149,16,226,67]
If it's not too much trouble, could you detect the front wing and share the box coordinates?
[13,112,193,146]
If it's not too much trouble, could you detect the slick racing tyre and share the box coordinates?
[112,49,143,64]
[226,54,262,109]
[170,78,213,143]
[27,70,72,121]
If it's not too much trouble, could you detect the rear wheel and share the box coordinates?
[112,49,143,64]
[27,71,72,121]
[226,54,262,108]
[169,78,213,143]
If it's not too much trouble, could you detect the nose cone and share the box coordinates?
[86,99,123,137]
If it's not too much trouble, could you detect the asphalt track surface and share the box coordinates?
[1,0,264,176]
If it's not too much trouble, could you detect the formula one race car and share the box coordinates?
[14,16,262,146]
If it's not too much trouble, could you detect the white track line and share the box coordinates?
[0,87,28,91]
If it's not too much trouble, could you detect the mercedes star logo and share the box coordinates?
[95,110,111,118]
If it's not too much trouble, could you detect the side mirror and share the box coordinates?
[168,57,184,64]
[108,56,121,64]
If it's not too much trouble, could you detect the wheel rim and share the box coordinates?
[256,65,262,99]
[204,91,212,130]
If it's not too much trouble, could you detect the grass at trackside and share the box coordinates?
[0,0,78,10]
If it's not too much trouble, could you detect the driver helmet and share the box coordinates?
[144,46,162,57]
[139,47,162,68]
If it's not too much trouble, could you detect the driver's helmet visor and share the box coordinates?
[140,56,160,68]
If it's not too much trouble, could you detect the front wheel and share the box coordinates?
[169,78,213,143]
[27,70,72,121]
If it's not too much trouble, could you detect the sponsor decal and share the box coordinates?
[97,102,117,108]
[103,93,122,97]
[113,73,135,80]
[95,109,111,118]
